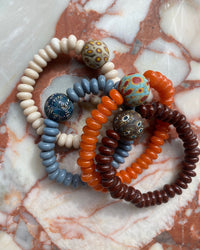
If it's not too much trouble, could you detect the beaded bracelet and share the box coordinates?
[95,102,199,206]
[16,35,120,147]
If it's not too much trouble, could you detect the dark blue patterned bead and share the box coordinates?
[44,93,73,122]
[115,148,129,157]
[105,79,114,95]
[72,174,81,188]
[40,150,55,160]
[90,78,99,95]
[118,143,132,151]
[48,169,60,180]
[46,162,59,173]
[42,156,57,167]
[98,75,106,90]
[63,173,73,186]
[113,153,125,164]
[111,160,119,169]
[74,82,85,97]
[81,79,90,94]
[66,88,79,102]
[43,127,59,136]
[41,134,57,143]
[44,119,58,128]
[38,142,55,151]
[56,169,67,183]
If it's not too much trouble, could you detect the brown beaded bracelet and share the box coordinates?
[95,102,199,207]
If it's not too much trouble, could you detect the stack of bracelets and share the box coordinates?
[17,35,199,205]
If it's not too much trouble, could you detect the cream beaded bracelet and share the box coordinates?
[17,35,120,148]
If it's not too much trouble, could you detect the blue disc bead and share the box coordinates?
[43,127,59,136]
[56,169,67,183]
[115,148,129,157]
[74,82,85,97]
[111,160,119,169]
[72,174,81,188]
[44,119,59,128]
[40,150,55,160]
[42,156,57,167]
[98,75,106,90]
[66,88,79,102]
[113,153,125,164]
[46,162,59,173]
[38,142,55,151]
[63,173,73,186]
[118,143,132,151]
[81,79,90,94]
[90,78,99,94]
[41,134,57,143]
[48,169,60,180]
[105,79,114,95]
[44,93,73,122]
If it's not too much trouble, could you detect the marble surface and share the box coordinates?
[0,0,200,249]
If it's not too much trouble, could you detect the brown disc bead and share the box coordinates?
[171,184,182,195]
[145,104,155,119]
[152,102,164,117]
[182,161,196,170]
[124,186,137,202]
[160,190,169,203]
[176,122,191,134]
[179,172,192,183]
[131,190,142,204]
[121,185,129,200]
[173,114,186,127]
[162,109,174,122]
[102,137,118,148]
[144,193,151,207]
[183,141,198,149]
[101,169,116,179]
[101,178,115,188]
[159,105,170,120]
[136,195,145,208]
[183,134,197,143]
[99,146,115,156]
[183,170,196,177]
[108,176,121,192]
[185,155,199,164]
[176,178,188,189]
[185,148,200,157]
[96,164,111,173]
[147,191,156,206]
[163,184,175,198]
[153,190,163,205]
[106,129,120,140]
[111,184,125,199]
[95,155,113,165]
[137,104,148,117]
[171,110,181,124]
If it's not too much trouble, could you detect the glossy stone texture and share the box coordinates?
[113,110,144,140]
[81,40,109,69]
[117,73,150,107]
[44,93,73,122]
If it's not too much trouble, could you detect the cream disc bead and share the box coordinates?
[17,92,32,100]
[17,84,34,92]
[105,69,118,79]
[27,111,41,123]
[24,68,39,79]
[101,62,115,74]
[28,61,43,73]
[72,135,80,149]
[65,134,73,148]
[75,40,85,55]
[23,106,38,116]
[50,38,61,54]
[20,99,35,109]
[68,34,77,50]
[60,38,68,54]
[33,54,48,67]
[38,49,51,62]
[45,45,58,59]
[57,133,67,147]
[112,77,121,84]
[32,117,44,129]
[36,124,45,135]
[21,76,35,86]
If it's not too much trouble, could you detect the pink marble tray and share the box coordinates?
[0,0,199,249]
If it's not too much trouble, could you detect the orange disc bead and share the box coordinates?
[131,163,143,174]
[77,158,93,168]
[145,148,158,159]
[81,173,93,182]
[154,131,169,140]
[101,96,117,110]
[79,150,96,160]
[136,158,148,169]
[83,126,99,137]
[148,143,162,153]
[88,172,101,187]
[126,167,137,179]
[119,170,131,184]
[97,103,112,116]
[81,134,98,144]
[86,117,102,130]
[140,154,152,165]
[91,109,107,124]
[109,89,123,105]
[150,136,165,146]
[80,142,96,151]
[81,164,95,174]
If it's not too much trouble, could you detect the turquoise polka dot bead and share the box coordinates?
[117,73,150,107]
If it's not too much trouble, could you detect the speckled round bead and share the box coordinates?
[44,93,73,122]
[81,40,109,69]
[117,73,150,107]
[113,110,144,140]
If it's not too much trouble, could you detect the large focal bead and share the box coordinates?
[81,40,109,69]
[117,73,150,107]
[113,110,144,140]
[44,93,73,122]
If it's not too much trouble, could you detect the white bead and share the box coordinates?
[57,133,67,147]
[60,38,68,54]
[112,77,121,84]
[32,117,44,129]
[36,124,45,135]
[20,99,35,109]
[45,45,58,59]
[68,35,77,50]
[24,68,39,79]
[105,69,118,80]
[73,135,80,149]
[17,92,32,100]
[23,105,38,116]
[146,89,153,103]
[75,40,85,55]
[28,61,43,73]
[34,54,47,67]
[50,38,61,54]
[21,76,35,86]
[27,111,41,123]
[101,62,115,74]
[38,49,51,62]
[17,84,34,92]
[65,134,73,148]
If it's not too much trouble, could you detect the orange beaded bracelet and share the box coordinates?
[78,71,175,191]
